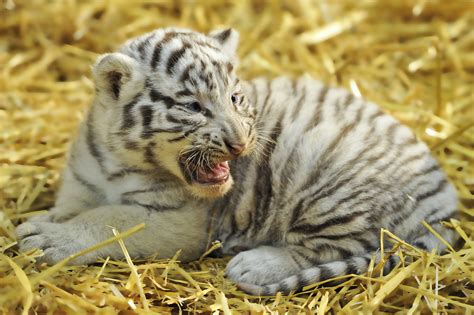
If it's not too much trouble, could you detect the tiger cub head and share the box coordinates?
[91,28,257,198]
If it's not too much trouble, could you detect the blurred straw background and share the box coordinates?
[0,0,473,313]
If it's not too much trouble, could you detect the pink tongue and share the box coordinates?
[196,162,230,183]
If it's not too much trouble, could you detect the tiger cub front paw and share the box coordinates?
[226,246,301,286]
[16,221,95,265]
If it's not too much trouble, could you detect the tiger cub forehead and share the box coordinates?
[118,28,239,102]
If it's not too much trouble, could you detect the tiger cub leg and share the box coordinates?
[226,245,317,286]
[16,204,208,265]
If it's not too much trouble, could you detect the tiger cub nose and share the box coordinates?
[225,141,246,156]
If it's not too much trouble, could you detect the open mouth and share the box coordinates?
[180,159,231,186]
[195,161,230,185]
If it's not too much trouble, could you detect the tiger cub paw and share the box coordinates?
[15,221,96,265]
[226,246,301,286]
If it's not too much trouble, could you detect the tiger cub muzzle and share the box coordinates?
[178,135,253,196]
[178,144,246,186]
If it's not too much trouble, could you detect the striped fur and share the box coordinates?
[16,28,458,295]
[212,77,459,295]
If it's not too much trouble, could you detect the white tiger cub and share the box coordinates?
[16,28,458,295]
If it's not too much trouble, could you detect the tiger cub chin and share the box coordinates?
[16,27,458,295]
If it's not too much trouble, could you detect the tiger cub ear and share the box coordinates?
[92,53,144,103]
[208,28,239,59]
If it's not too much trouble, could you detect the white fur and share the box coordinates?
[226,246,302,285]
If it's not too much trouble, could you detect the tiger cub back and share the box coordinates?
[215,76,458,295]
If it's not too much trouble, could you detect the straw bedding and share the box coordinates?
[1,0,473,313]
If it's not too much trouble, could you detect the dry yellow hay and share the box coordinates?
[1,0,473,313]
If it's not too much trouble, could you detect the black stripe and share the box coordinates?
[195,40,220,51]
[426,209,458,225]
[150,89,176,108]
[151,32,175,69]
[141,126,184,140]
[304,86,329,132]
[261,285,272,296]
[140,106,154,128]
[276,147,297,196]
[280,280,293,294]
[137,33,154,60]
[144,141,159,166]
[179,64,194,83]
[291,209,368,234]
[106,168,147,181]
[121,188,159,197]
[71,169,101,193]
[238,94,245,106]
[413,241,429,250]
[306,229,369,242]
[354,235,378,252]
[301,165,377,214]
[86,115,105,171]
[121,191,184,211]
[210,59,223,81]
[130,202,181,212]
[318,265,333,281]
[120,94,142,130]
[415,180,448,204]
[346,259,359,275]
[175,89,193,97]
[151,40,164,70]
[203,108,214,118]
[289,199,306,228]
[331,188,380,214]
[198,72,212,89]
[165,113,196,125]
[295,274,306,292]
[290,81,305,121]
[289,251,306,269]
[292,245,321,264]
[229,212,238,239]
[164,113,180,124]
[362,255,372,267]
[343,92,355,108]
[335,92,355,117]
[124,140,140,151]
[109,71,122,99]
[390,179,448,227]
[167,135,186,143]
[387,255,398,272]
[307,184,381,216]
[167,123,203,142]
[395,151,428,168]
[166,43,190,74]
[388,178,447,225]
[306,242,353,260]
[404,162,439,181]
[251,113,284,233]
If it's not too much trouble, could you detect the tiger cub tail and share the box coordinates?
[238,227,457,295]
